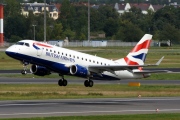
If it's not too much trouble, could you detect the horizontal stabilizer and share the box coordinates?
[134,70,171,74]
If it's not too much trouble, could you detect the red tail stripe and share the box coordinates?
[131,40,151,53]
[124,57,139,65]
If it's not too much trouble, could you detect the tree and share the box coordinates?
[58,0,72,30]
[159,24,180,44]
[51,23,64,40]
[5,15,27,42]
[152,6,177,30]
[4,0,21,17]
[115,20,144,41]
[103,17,119,37]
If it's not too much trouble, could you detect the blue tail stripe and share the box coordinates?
[133,53,147,62]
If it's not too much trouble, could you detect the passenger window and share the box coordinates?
[54,51,56,53]
[58,52,60,54]
[46,49,48,51]
[50,50,52,52]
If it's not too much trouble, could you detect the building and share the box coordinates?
[114,3,164,15]
[21,2,59,20]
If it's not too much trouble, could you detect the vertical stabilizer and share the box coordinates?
[115,34,152,65]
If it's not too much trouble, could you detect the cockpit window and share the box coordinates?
[16,42,30,47]
[25,43,30,47]
[16,42,24,45]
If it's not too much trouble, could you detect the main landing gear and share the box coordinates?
[84,79,94,87]
[57,75,94,87]
[58,75,68,86]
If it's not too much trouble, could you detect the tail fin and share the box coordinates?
[115,34,152,65]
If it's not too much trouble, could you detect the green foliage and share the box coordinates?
[115,20,144,41]
[3,0,180,42]
[159,24,180,43]
[0,113,180,120]
[10,35,22,42]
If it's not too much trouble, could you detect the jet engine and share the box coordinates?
[30,64,51,76]
[70,64,90,77]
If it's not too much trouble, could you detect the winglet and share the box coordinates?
[155,56,164,65]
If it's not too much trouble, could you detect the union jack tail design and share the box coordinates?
[124,34,152,65]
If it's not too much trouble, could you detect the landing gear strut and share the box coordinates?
[58,75,68,86]
[21,61,29,75]
[84,79,94,87]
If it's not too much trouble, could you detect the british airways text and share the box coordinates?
[46,52,75,63]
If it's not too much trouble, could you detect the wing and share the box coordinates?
[88,56,169,74]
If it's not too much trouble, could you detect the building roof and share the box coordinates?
[153,5,164,11]
[130,3,150,10]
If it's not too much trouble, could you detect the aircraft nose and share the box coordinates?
[5,46,16,57]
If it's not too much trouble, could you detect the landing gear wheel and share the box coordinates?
[89,80,93,87]
[58,79,63,86]
[84,80,89,87]
[84,80,94,87]
[58,79,68,86]
[62,79,68,86]
[21,70,27,75]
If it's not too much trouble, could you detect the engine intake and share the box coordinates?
[30,64,51,76]
[70,65,90,77]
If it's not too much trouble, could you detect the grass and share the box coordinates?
[144,73,180,80]
[0,84,180,100]
[1,113,180,120]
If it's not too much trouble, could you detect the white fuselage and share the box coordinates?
[6,40,147,80]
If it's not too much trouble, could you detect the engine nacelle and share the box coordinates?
[30,64,51,76]
[70,65,90,77]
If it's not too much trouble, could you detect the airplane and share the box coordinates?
[5,34,167,87]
